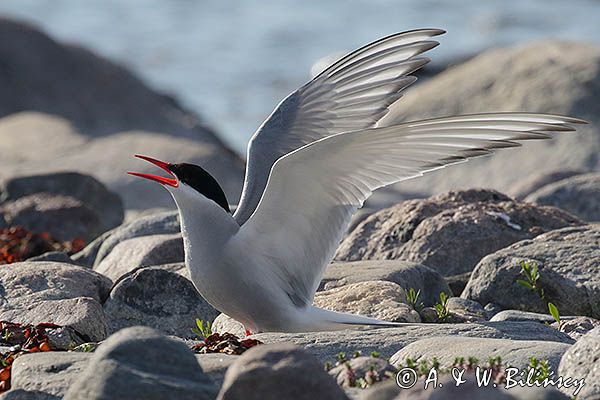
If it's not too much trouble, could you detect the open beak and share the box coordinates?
[128,155,179,187]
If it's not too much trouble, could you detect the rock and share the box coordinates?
[490,310,556,324]
[320,261,451,305]
[525,173,600,222]
[74,210,179,267]
[558,326,600,398]
[336,189,582,276]
[251,321,573,363]
[557,317,600,341]
[328,356,396,387]
[94,233,184,281]
[217,343,349,400]
[0,389,51,400]
[0,113,243,211]
[0,172,124,232]
[391,374,514,400]
[27,251,75,264]
[379,41,600,196]
[418,307,439,323]
[445,272,471,299]
[484,303,504,319]
[104,266,218,338]
[509,169,587,200]
[446,297,487,322]
[11,352,90,399]
[195,354,238,388]
[390,336,570,371]
[0,193,103,242]
[212,313,246,337]
[64,326,218,400]
[0,261,111,342]
[0,18,220,139]
[314,281,421,323]
[463,224,600,317]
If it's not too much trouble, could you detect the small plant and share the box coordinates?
[517,261,545,301]
[191,319,212,339]
[370,351,380,358]
[434,292,450,322]
[336,352,348,364]
[404,288,424,312]
[548,302,561,326]
[528,357,550,383]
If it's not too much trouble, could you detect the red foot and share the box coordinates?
[245,328,252,337]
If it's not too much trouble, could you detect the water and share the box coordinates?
[1,0,599,153]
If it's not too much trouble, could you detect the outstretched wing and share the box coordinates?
[234,113,584,306]
[233,28,445,224]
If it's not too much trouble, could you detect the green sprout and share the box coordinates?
[191,319,212,339]
[434,292,450,322]
[548,302,561,326]
[404,288,424,312]
[516,261,545,301]
[528,357,550,383]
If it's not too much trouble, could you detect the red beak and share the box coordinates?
[128,155,178,187]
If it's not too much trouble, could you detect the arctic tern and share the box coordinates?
[129,29,585,334]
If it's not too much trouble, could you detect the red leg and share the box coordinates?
[245,328,252,337]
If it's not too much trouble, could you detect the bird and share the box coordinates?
[129,28,585,334]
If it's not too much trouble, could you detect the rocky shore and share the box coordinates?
[1,17,600,400]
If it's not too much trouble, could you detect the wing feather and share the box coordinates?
[234,113,585,306]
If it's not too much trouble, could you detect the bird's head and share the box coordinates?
[128,154,230,213]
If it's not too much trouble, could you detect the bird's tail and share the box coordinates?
[298,306,418,332]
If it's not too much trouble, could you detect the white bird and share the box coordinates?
[129,29,585,334]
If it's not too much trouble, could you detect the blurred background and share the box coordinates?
[2,0,600,152]
[0,1,599,217]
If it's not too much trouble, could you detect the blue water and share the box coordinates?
[1,0,599,153]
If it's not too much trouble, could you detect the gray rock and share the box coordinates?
[0,172,124,232]
[336,189,582,276]
[525,173,600,222]
[379,41,600,197]
[503,387,570,400]
[391,374,514,400]
[509,169,587,200]
[64,326,218,400]
[195,354,238,387]
[251,321,573,363]
[2,297,107,343]
[328,356,396,387]
[484,303,504,319]
[320,261,451,305]
[94,233,184,281]
[82,211,180,267]
[314,281,421,323]
[217,343,349,400]
[0,193,103,242]
[490,310,557,324]
[0,389,53,400]
[27,251,76,264]
[446,297,487,322]
[463,225,600,317]
[557,316,600,341]
[359,380,402,400]
[212,313,246,337]
[104,266,218,338]
[445,272,471,299]
[0,113,243,211]
[11,352,90,399]
[0,261,111,342]
[390,336,570,371]
[558,326,600,398]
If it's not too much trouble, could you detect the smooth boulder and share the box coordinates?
[94,233,184,281]
[463,225,600,317]
[104,266,218,338]
[217,343,349,400]
[64,326,218,400]
[313,281,420,323]
[557,326,600,398]
[525,172,600,222]
[336,189,581,276]
[319,260,451,305]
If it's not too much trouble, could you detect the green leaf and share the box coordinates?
[548,302,560,324]
[516,279,533,289]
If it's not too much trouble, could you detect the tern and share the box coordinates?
[129,29,585,334]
